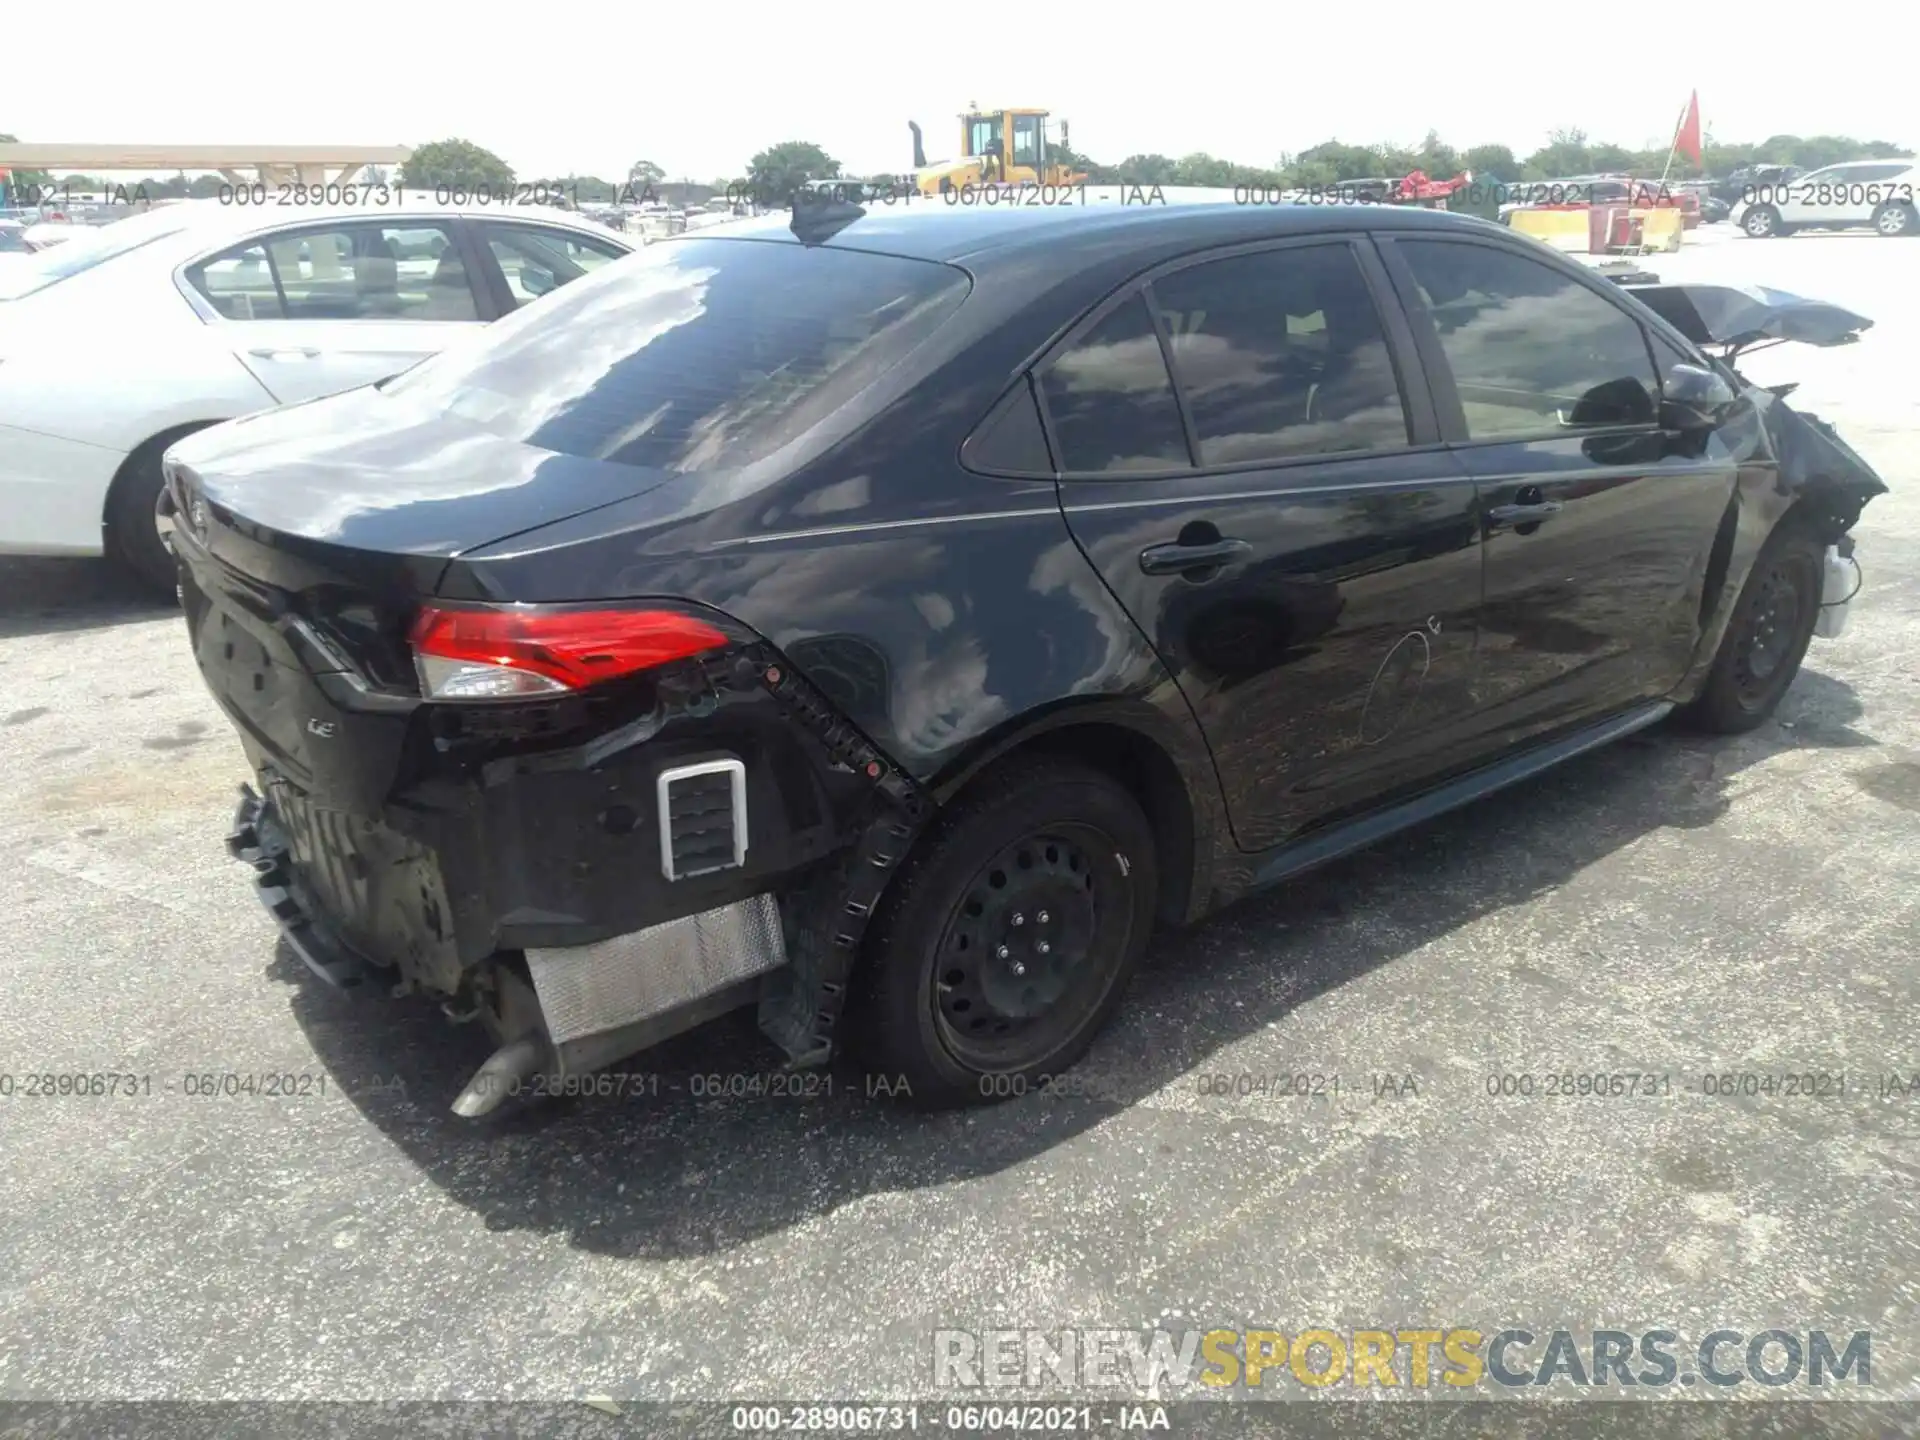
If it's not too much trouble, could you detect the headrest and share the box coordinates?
[356,255,398,293]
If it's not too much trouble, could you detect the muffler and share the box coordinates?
[449,893,787,1117]
[451,1035,552,1118]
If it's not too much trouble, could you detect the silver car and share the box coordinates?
[1732,158,1920,238]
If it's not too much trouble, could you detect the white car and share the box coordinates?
[21,222,89,250]
[1732,158,1920,239]
[0,197,636,589]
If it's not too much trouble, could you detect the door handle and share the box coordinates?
[248,347,321,360]
[1139,538,1252,575]
[1487,500,1564,523]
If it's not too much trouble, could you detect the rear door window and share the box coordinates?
[382,237,970,472]
[190,242,280,319]
[480,222,629,308]
[1148,243,1410,466]
[1038,293,1192,474]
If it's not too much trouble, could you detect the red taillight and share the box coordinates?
[409,604,731,701]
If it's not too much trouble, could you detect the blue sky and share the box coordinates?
[9,0,1905,181]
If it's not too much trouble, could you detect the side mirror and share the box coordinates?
[1661,362,1738,431]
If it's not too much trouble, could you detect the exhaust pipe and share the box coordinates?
[909,120,927,171]
[451,1034,551,1118]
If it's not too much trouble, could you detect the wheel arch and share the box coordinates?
[101,418,228,548]
[1673,479,1847,709]
[927,698,1228,928]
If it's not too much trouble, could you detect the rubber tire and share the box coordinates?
[1873,202,1918,237]
[1681,520,1825,734]
[1742,205,1783,238]
[105,437,187,597]
[849,759,1157,1109]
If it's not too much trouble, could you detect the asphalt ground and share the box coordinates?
[0,223,1915,1435]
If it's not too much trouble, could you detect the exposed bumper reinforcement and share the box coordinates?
[225,785,376,991]
[525,892,788,1055]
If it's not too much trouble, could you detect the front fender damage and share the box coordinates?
[1757,388,1890,537]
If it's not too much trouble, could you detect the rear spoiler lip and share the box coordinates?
[1623,281,1873,351]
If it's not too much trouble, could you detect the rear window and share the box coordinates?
[383,237,971,472]
[0,209,194,300]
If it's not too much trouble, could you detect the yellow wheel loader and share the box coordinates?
[907,107,1089,195]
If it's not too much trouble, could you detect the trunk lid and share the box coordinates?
[169,383,680,571]
[170,384,679,807]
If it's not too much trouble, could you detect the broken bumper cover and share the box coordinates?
[227,784,377,990]
[227,779,791,1017]
[229,779,796,1111]
[214,632,933,1105]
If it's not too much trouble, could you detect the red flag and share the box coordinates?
[1674,92,1703,165]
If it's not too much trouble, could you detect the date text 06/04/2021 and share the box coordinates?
[0,1072,394,1100]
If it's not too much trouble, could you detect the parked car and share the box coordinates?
[20,221,88,249]
[1712,164,1801,205]
[1732,158,1920,237]
[165,200,1887,1116]
[0,198,637,590]
[1679,183,1732,225]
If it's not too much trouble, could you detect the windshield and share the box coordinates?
[0,207,195,300]
[384,236,971,473]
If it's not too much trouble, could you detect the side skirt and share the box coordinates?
[1241,701,1675,895]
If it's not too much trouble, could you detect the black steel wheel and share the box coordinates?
[931,825,1119,1071]
[852,759,1157,1108]
[1683,521,1824,733]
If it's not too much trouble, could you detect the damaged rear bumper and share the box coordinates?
[231,778,793,1114]
[228,786,378,990]
[220,649,930,1116]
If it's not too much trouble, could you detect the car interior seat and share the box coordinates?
[1303,289,1405,441]
[421,248,475,320]
[354,235,402,317]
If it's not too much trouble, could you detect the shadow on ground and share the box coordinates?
[275,668,1877,1261]
[0,557,175,639]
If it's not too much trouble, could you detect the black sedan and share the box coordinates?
[162,197,1888,1116]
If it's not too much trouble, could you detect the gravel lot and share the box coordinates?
[0,223,1915,1429]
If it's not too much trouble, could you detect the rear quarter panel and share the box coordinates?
[2,254,276,453]
[441,245,1236,909]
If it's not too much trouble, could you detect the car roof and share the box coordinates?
[144,196,621,234]
[30,197,631,271]
[657,195,1504,266]
[57,197,615,252]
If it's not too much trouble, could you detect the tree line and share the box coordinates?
[5,128,1909,207]
[366,129,1920,200]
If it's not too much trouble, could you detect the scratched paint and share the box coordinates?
[1358,619,1438,746]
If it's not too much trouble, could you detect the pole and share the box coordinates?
[1655,94,1689,190]
[1627,97,1692,257]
